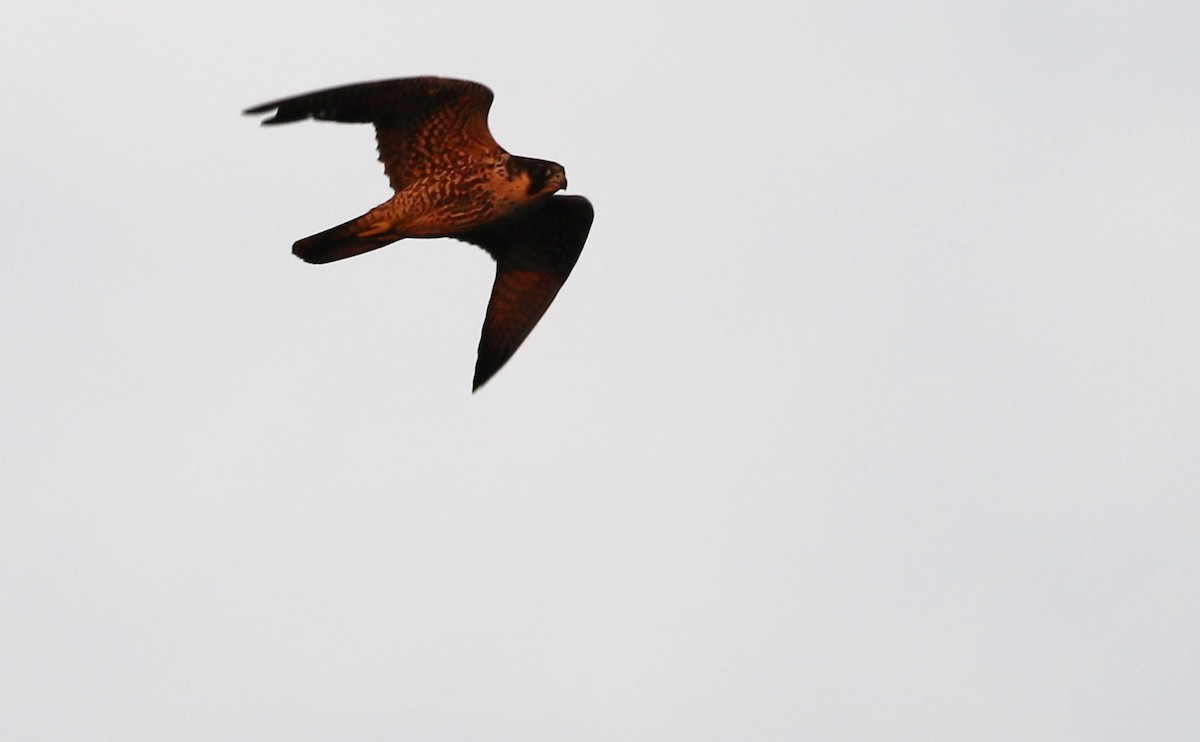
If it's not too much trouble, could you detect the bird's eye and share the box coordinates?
[525,168,546,195]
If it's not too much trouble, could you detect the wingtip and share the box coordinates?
[473,353,507,392]
[242,101,288,124]
[242,108,272,124]
[471,367,492,393]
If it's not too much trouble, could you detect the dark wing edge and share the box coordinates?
[242,76,492,126]
[460,195,595,392]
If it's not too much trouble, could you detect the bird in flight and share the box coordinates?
[244,76,594,391]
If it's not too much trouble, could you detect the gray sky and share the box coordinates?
[3,1,1198,739]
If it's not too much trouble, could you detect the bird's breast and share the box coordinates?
[390,158,552,237]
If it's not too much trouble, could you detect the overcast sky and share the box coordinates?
[3,1,1198,740]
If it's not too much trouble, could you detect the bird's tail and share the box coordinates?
[292,212,403,264]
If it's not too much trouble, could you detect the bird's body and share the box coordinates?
[244,76,593,390]
[290,153,564,263]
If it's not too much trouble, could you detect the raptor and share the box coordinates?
[244,77,594,391]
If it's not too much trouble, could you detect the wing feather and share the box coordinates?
[458,196,595,391]
[244,77,502,191]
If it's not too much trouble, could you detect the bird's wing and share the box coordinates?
[457,195,595,391]
[244,77,502,191]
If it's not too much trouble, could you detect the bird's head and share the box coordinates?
[520,158,568,197]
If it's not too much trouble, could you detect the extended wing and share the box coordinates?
[458,195,595,391]
[244,77,503,191]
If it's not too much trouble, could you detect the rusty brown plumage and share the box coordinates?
[244,77,594,391]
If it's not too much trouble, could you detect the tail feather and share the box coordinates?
[292,216,402,264]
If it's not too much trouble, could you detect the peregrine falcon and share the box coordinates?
[244,77,594,391]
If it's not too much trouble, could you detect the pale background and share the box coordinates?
[3,2,1198,740]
